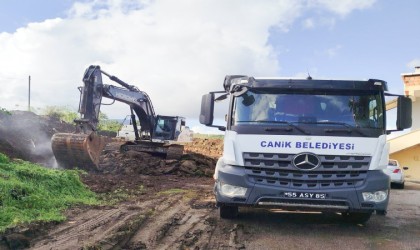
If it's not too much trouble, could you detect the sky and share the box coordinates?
[0,0,419,134]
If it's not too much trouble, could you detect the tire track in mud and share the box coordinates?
[127,198,217,249]
[29,190,222,250]
[31,207,126,249]
[30,198,164,250]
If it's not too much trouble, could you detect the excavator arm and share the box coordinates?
[102,84,156,138]
[75,65,156,136]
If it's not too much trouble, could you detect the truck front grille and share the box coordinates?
[243,153,371,189]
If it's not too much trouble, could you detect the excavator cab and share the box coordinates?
[153,115,184,141]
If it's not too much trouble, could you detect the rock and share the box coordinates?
[180,160,198,172]
[4,233,31,249]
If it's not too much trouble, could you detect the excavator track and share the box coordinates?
[51,132,109,171]
[165,144,184,160]
[120,141,184,160]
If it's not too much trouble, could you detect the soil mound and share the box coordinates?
[99,140,221,177]
[0,111,223,177]
[184,137,223,158]
[0,111,75,167]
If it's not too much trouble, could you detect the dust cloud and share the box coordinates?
[0,110,74,167]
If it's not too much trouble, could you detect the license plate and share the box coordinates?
[282,192,327,199]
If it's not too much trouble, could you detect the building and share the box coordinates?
[388,66,420,180]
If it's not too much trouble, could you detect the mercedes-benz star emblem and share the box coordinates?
[292,153,321,170]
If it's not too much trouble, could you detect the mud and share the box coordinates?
[2,182,417,250]
[98,141,218,177]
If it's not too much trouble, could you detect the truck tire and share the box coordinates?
[376,210,387,216]
[220,206,238,219]
[341,212,372,224]
[398,182,405,189]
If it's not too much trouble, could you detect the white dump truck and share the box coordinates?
[199,75,412,223]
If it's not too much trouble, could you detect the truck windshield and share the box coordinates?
[232,89,384,129]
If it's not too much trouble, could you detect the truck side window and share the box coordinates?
[368,97,383,128]
[234,94,274,123]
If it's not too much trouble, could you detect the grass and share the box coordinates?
[158,188,187,195]
[0,153,99,233]
[158,188,198,200]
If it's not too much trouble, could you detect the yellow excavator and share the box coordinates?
[51,65,189,171]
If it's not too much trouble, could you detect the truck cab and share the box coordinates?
[200,76,412,223]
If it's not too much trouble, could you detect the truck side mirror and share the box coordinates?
[396,96,412,130]
[199,93,215,126]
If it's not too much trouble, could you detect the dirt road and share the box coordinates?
[14,181,417,250]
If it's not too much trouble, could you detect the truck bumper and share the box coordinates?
[214,166,390,213]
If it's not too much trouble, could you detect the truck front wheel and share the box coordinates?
[220,205,238,219]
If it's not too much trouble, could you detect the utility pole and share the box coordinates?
[28,75,31,111]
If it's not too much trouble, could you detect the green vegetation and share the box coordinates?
[158,188,187,195]
[42,106,122,133]
[99,185,146,205]
[42,106,79,124]
[0,153,98,232]
[158,188,197,200]
[0,107,11,115]
[97,112,122,133]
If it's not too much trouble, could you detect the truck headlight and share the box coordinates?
[219,182,247,198]
[362,190,388,203]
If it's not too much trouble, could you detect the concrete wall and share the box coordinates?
[390,145,420,180]
[412,97,420,129]
[402,67,420,129]
[387,67,420,180]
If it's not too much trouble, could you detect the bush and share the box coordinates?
[0,107,11,115]
[42,106,122,133]
[0,153,9,164]
[42,106,79,123]
[97,113,122,133]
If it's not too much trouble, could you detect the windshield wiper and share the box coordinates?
[237,120,310,134]
[261,120,310,135]
[302,121,368,137]
[265,127,293,132]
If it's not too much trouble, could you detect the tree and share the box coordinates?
[0,107,11,115]
[42,106,79,123]
[42,106,121,133]
[97,112,122,132]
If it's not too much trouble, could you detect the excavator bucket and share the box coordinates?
[51,132,109,171]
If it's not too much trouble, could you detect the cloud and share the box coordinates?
[302,18,315,29]
[407,59,420,70]
[0,0,304,119]
[311,0,377,17]
[302,16,336,30]
[0,0,376,125]
[301,0,375,29]
[326,45,342,58]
